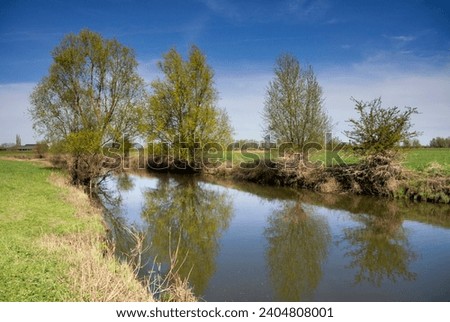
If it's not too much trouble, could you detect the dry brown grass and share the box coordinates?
[127,228,196,302]
[40,233,152,302]
[49,172,99,218]
[319,177,341,193]
[325,154,406,197]
[423,162,446,176]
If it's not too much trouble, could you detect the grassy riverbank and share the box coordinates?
[0,159,152,301]
[206,149,450,204]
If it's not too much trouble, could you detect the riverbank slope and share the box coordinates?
[0,159,152,301]
[142,149,450,204]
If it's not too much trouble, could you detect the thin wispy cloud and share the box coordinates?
[389,35,416,43]
[324,18,343,25]
[283,0,330,20]
[181,14,211,45]
[354,49,449,77]
[198,0,241,21]
[0,30,64,43]
[198,0,332,24]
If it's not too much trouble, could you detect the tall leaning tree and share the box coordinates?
[263,54,331,150]
[29,29,146,187]
[147,46,233,165]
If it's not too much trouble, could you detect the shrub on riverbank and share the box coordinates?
[202,153,450,204]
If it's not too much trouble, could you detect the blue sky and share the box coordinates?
[1,0,449,144]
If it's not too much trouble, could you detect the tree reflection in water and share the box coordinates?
[96,176,140,263]
[341,210,417,286]
[296,193,418,287]
[141,176,233,295]
[264,200,331,301]
[116,172,135,192]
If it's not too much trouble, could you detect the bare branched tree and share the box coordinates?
[263,54,331,150]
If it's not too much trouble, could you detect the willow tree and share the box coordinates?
[263,54,331,150]
[29,29,146,187]
[147,46,233,166]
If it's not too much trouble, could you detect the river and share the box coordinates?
[100,171,450,301]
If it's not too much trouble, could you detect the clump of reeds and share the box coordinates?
[128,229,196,302]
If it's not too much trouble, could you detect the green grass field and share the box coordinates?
[402,148,450,175]
[309,148,450,173]
[0,159,95,300]
[0,150,35,158]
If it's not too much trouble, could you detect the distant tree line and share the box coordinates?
[402,138,421,148]
[429,137,450,148]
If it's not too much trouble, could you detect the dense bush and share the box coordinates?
[345,97,419,156]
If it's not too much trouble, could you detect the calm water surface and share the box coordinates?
[102,172,450,301]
